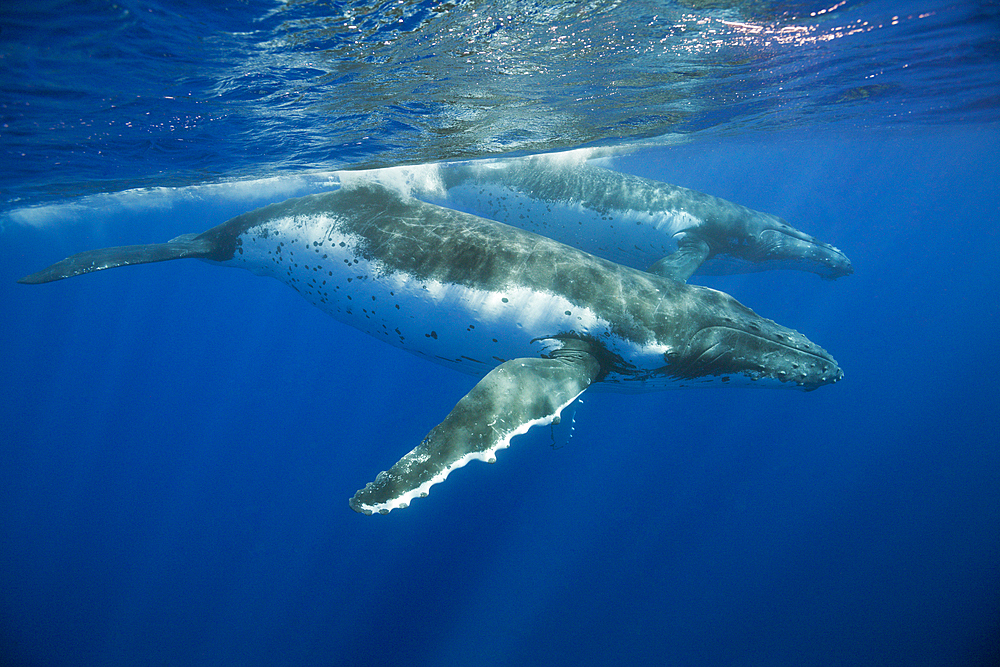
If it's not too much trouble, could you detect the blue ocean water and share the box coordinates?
[2,2,998,666]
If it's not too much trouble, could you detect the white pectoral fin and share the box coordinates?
[349,346,602,515]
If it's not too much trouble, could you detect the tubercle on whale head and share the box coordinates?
[664,288,843,390]
[756,227,854,280]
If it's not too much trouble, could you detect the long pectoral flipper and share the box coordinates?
[18,234,216,284]
[647,237,711,282]
[350,346,602,515]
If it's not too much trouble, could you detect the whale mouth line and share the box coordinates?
[691,324,840,371]
[694,325,836,364]
[757,229,853,276]
[680,325,842,388]
[692,324,833,363]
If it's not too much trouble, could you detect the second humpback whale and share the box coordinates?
[381,156,853,282]
[20,183,843,515]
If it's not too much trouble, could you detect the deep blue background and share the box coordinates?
[2,125,998,666]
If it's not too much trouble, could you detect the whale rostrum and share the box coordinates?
[20,181,843,514]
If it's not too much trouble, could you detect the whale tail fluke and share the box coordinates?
[18,234,216,284]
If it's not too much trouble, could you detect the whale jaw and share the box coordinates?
[674,325,842,391]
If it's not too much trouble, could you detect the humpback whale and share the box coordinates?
[20,183,842,515]
[387,157,853,282]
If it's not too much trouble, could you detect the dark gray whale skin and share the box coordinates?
[409,158,853,282]
[20,183,842,514]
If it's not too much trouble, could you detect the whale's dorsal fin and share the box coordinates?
[647,236,711,282]
[17,235,216,284]
[350,343,602,515]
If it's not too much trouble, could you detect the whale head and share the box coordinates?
[660,285,843,390]
[753,223,854,280]
[695,215,853,280]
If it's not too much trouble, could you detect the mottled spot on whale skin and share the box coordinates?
[502,297,509,303]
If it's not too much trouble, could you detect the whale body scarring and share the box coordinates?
[19,182,842,514]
